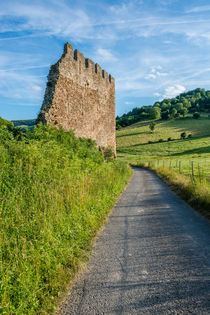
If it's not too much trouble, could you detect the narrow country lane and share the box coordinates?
[59,168,210,315]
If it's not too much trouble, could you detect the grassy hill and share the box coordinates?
[117,115,210,218]
[116,88,210,129]
[117,116,210,162]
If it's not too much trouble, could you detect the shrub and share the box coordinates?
[149,121,156,133]
[193,112,200,119]
[148,140,153,144]
[103,147,114,160]
[159,138,164,142]
[168,137,172,141]
[180,132,187,139]
[0,116,14,128]
[188,134,192,138]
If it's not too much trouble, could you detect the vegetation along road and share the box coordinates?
[59,168,210,314]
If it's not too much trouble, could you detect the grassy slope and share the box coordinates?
[117,117,210,162]
[116,116,210,218]
[0,125,132,315]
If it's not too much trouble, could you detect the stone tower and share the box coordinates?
[37,43,116,155]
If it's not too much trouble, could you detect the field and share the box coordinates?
[117,116,210,162]
[116,116,210,217]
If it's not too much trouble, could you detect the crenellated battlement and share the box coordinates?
[37,42,116,155]
[56,43,115,85]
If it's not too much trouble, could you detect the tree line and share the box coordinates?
[116,88,210,129]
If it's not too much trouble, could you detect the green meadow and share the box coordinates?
[117,116,210,161]
[117,116,210,217]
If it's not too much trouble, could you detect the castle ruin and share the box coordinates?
[37,43,116,155]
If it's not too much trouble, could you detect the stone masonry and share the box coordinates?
[37,43,116,155]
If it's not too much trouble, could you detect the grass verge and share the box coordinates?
[132,162,210,220]
[0,124,132,314]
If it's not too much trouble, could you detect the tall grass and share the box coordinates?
[0,124,132,314]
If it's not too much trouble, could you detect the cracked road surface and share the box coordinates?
[59,168,210,314]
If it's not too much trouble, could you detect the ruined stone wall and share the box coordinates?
[37,43,116,155]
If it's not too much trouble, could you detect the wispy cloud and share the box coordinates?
[187,5,210,13]
[0,1,93,40]
[96,48,118,62]
[1,1,210,42]
[0,65,50,72]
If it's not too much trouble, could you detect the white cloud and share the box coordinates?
[151,65,162,72]
[163,84,186,99]
[32,85,42,91]
[0,1,94,41]
[1,1,210,44]
[145,73,156,79]
[96,48,117,62]
[145,66,168,80]
[1,0,210,118]
[187,5,210,13]
[154,92,161,97]
[156,71,168,77]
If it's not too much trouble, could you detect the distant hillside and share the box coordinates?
[116,88,210,129]
[12,119,36,130]
[116,116,210,162]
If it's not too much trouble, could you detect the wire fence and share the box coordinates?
[145,159,210,184]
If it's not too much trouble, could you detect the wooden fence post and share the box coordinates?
[191,161,194,177]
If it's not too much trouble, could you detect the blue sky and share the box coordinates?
[1,0,210,120]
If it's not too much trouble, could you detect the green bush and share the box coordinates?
[159,138,164,142]
[100,146,114,160]
[0,123,131,314]
[180,132,187,139]
[193,112,200,119]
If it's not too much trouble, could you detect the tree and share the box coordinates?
[170,108,177,118]
[154,102,160,107]
[175,102,184,112]
[180,107,188,117]
[161,110,170,120]
[149,121,156,133]
[150,107,161,120]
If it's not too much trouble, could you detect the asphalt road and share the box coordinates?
[59,168,210,315]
